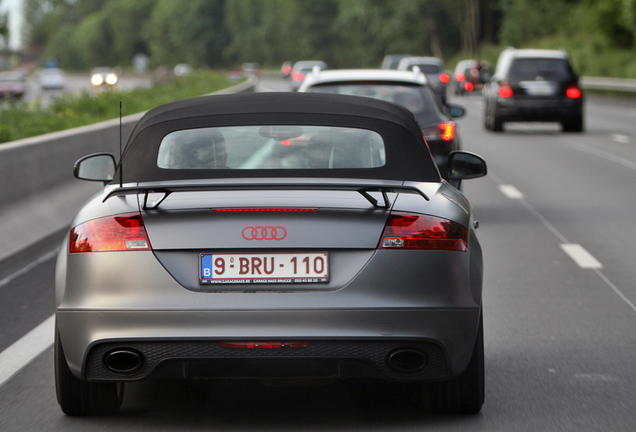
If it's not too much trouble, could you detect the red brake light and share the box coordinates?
[423,122,455,142]
[379,212,467,251]
[218,341,310,349]
[213,208,317,212]
[283,66,292,75]
[70,213,151,253]
[439,73,450,83]
[455,73,465,82]
[498,82,513,98]
[292,72,305,82]
[439,123,455,141]
[566,86,581,99]
[464,82,474,92]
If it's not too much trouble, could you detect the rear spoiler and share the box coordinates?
[102,179,430,210]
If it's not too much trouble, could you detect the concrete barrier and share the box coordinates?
[0,79,256,262]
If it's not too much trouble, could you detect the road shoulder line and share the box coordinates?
[0,315,55,388]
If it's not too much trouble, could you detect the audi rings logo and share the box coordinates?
[242,226,287,241]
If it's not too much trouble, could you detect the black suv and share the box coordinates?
[483,48,584,132]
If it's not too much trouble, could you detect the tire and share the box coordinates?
[491,105,503,132]
[55,324,124,416]
[562,115,584,133]
[421,311,484,414]
[483,102,492,130]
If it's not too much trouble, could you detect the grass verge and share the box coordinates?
[0,71,237,144]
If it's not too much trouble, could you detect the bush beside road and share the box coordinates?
[0,71,235,144]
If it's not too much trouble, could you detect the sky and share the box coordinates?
[0,0,23,50]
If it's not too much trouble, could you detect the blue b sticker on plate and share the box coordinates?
[201,254,214,279]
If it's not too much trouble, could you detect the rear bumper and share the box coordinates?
[497,97,582,121]
[57,307,480,382]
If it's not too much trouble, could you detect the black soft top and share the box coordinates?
[119,92,440,183]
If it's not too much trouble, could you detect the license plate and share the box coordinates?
[199,252,329,284]
[520,81,556,96]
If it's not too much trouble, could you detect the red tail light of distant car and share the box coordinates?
[566,85,581,99]
[422,122,455,142]
[439,73,450,84]
[455,73,465,82]
[498,82,513,98]
[292,73,306,82]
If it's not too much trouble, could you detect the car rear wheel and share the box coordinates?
[55,323,124,416]
[562,115,584,133]
[490,105,503,132]
[483,103,492,130]
[421,310,484,414]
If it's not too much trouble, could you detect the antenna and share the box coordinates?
[119,100,123,187]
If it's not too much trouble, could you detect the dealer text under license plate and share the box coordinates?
[200,252,329,284]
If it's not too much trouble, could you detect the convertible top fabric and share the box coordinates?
[119,92,440,183]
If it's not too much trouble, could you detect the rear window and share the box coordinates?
[157,126,386,170]
[508,58,573,81]
[406,64,441,74]
[306,83,435,115]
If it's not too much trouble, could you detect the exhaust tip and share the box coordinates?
[387,348,427,373]
[104,349,143,374]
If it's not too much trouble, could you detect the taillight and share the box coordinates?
[422,122,455,142]
[218,341,310,349]
[498,82,513,98]
[379,212,467,251]
[292,72,305,82]
[69,213,151,253]
[455,73,465,82]
[439,73,450,83]
[566,86,581,99]
[282,66,292,75]
[464,82,474,92]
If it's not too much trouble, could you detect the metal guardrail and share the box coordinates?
[580,77,636,93]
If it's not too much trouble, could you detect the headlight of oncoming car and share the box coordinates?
[105,74,117,85]
[91,74,103,86]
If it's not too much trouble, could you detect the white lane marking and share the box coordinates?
[564,140,636,171]
[595,269,636,313]
[574,373,617,382]
[611,134,631,144]
[0,314,55,388]
[499,184,524,199]
[492,177,634,313]
[560,244,603,269]
[518,199,569,244]
[0,250,58,289]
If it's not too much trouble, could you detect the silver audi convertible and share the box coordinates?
[55,92,487,415]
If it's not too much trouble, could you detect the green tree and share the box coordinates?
[103,0,154,61]
[0,10,8,49]
[144,0,228,67]
[498,0,571,47]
